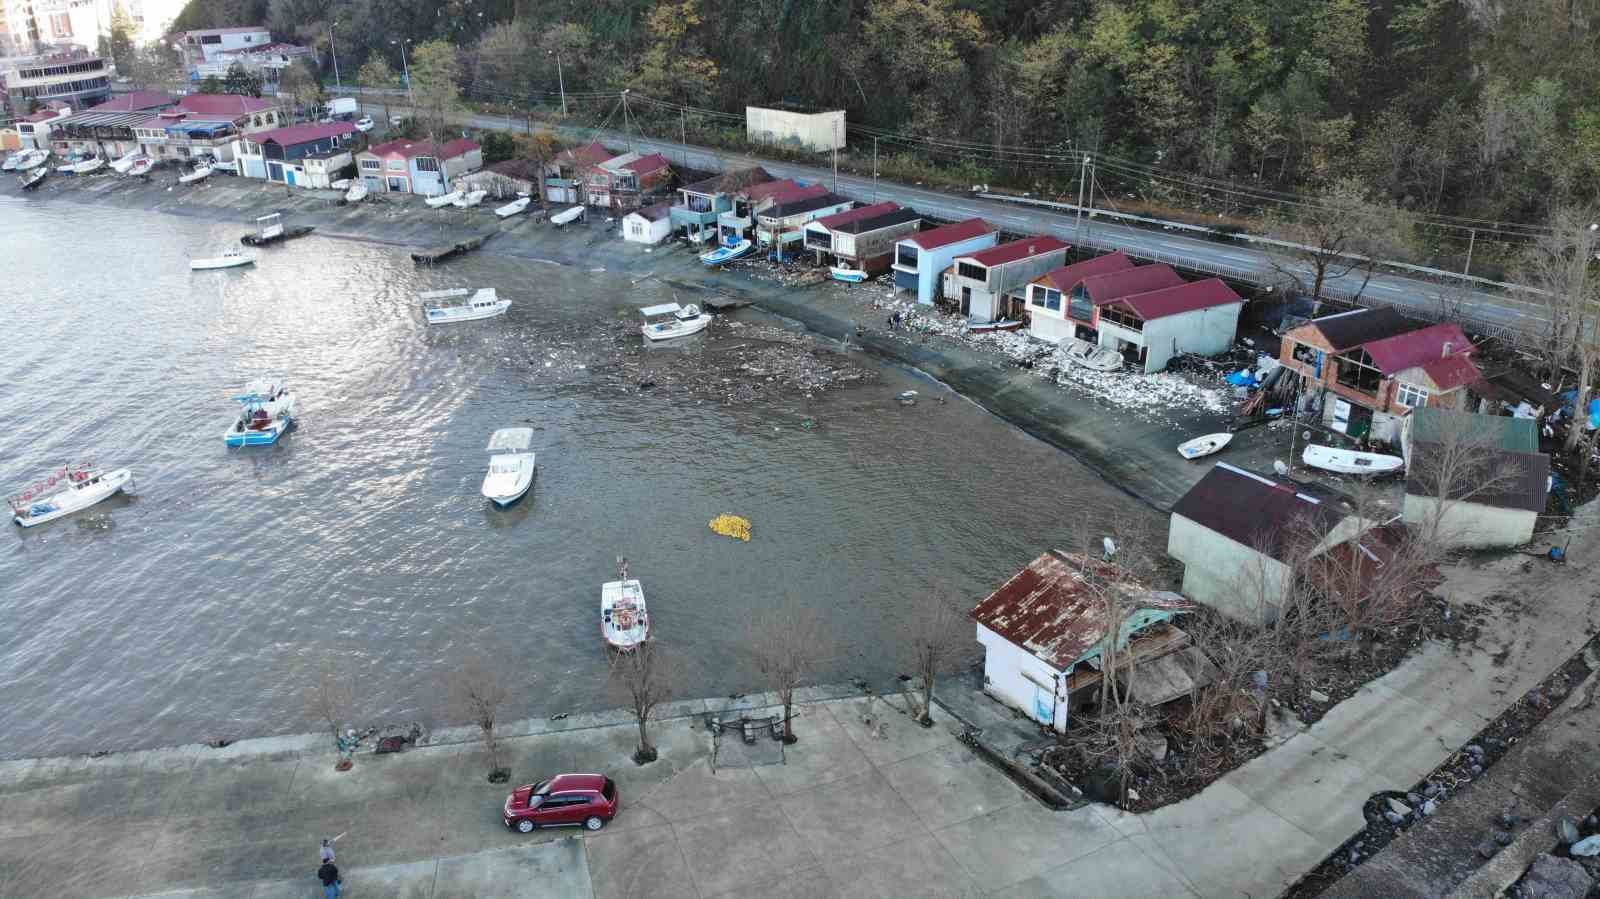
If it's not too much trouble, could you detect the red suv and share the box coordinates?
[503,773,619,833]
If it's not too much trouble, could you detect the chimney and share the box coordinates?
[1442,341,1453,358]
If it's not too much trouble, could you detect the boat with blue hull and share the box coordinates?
[829,266,868,283]
[700,239,752,266]
[223,380,296,446]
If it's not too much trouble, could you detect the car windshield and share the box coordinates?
[530,780,549,796]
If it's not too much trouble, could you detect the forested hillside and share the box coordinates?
[171,0,1600,227]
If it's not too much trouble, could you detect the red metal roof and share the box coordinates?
[743,178,802,202]
[87,91,176,113]
[175,93,277,117]
[623,152,670,174]
[20,109,64,123]
[367,138,479,161]
[1081,264,1185,304]
[904,218,997,250]
[1362,322,1475,375]
[1037,252,1135,294]
[1418,354,1482,391]
[628,201,673,222]
[1110,278,1243,320]
[561,139,617,167]
[970,551,1192,670]
[252,121,354,146]
[812,201,898,230]
[963,236,1070,268]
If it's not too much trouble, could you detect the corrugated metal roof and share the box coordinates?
[1418,354,1481,391]
[627,201,673,222]
[1405,444,1549,513]
[1409,409,1538,453]
[1081,264,1184,303]
[366,137,478,161]
[1302,307,1417,351]
[963,236,1069,268]
[970,551,1192,670]
[743,178,805,202]
[762,192,849,218]
[811,201,897,230]
[623,152,670,174]
[86,91,175,113]
[1171,463,1349,562]
[1363,322,1474,375]
[903,218,997,250]
[1038,252,1135,293]
[175,93,276,116]
[1110,278,1243,320]
[252,121,354,146]
[834,207,922,235]
[560,139,617,167]
[681,167,771,196]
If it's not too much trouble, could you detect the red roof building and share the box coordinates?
[1037,251,1136,295]
[87,92,176,113]
[249,121,356,147]
[1108,278,1243,321]
[1078,263,1185,305]
[1362,322,1474,375]
[904,218,998,250]
[964,236,1070,268]
[367,137,480,161]
[812,201,899,231]
[173,93,277,118]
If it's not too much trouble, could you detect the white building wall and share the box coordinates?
[1401,496,1535,548]
[1168,514,1291,623]
[745,106,845,152]
[622,214,671,245]
[1028,312,1076,344]
[975,624,1066,731]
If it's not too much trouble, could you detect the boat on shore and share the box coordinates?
[829,266,868,283]
[421,287,509,324]
[1178,432,1233,460]
[425,189,463,208]
[640,302,711,341]
[700,239,753,266]
[223,380,295,446]
[54,160,80,174]
[550,205,585,227]
[178,162,212,184]
[70,157,105,174]
[208,159,238,175]
[109,150,142,173]
[1301,444,1404,476]
[1,153,19,172]
[1063,338,1123,372]
[10,464,133,528]
[20,167,46,190]
[241,213,314,246]
[451,189,488,208]
[601,559,649,651]
[191,250,256,270]
[345,181,367,202]
[494,196,531,218]
[127,157,153,176]
[969,319,1024,333]
[14,150,49,171]
[481,427,536,507]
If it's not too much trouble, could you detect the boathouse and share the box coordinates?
[754,191,852,251]
[1093,278,1245,374]
[236,121,356,184]
[670,167,771,244]
[804,202,922,275]
[356,137,482,197]
[942,237,1070,323]
[1025,252,1136,344]
[892,219,999,306]
[622,202,673,245]
[717,179,823,245]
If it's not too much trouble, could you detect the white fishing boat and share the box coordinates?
[127,157,153,176]
[481,427,536,507]
[223,380,295,446]
[451,189,488,208]
[15,150,49,171]
[1301,444,1405,476]
[494,196,531,218]
[20,167,46,190]
[330,178,352,190]
[601,559,649,651]
[109,150,142,173]
[1,153,19,172]
[1063,338,1123,372]
[54,160,79,174]
[10,464,133,528]
[829,266,868,283]
[550,205,585,227]
[421,287,509,324]
[639,302,711,341]
[345,180,367,202]
[190,249,256,270]
[425,189,463,208]
[1177,432,1233,460]
[70,157,105,174]
[208,159,238,175]
[699,239,752,266]
[177,161,212,184]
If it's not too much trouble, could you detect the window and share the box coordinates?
[1032,287,1061,312]
[1397,382,1430,407]
[414,156,439,173]
[1335,349,1384,394]
[360,159,380,170]
[896,245,918,268]
[1067,293,1094,322]
[387,176,406,192]
[629,221,643,237]
[1099,303,1144,333]
[957,261,986,281]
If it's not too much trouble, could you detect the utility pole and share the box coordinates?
[328,23,341,90]
[831,119,838,193]
[681,107,688,167]
[1075,153,1089,238]
[621,89,634,152]
[1461,228,1476,283]
[872,136,878,203]
[553,49,566,116]
[392,39,414,110]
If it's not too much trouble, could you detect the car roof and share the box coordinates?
[547,773,607,792]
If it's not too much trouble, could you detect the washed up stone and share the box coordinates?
[1422,799,1439,816]
[1558,817,1582,844]
[1495,830,1515,846]
[1385,811,1406,826]
[1424,782,1443,797]
[1409,793,1423,806]
[1477,840,1499,859]
[1519,854,1593,899]
[1466,744,1484,757]
[1310,689,1331,703]
[1569,835,1600,857]
[1388,797,1413,817]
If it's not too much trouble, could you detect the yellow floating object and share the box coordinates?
[709,514,752,542]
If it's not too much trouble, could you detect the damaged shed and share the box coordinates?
[971,551,1210,732]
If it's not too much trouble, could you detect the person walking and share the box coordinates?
[319,839,335,864]
[317,860,341,898]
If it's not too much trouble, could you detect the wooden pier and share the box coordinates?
[412,234,488,265]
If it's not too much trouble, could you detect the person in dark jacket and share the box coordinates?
[317,860,341,898]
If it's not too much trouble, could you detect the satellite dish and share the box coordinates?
[1102,537,1117,560]
[1273,459,1289,477]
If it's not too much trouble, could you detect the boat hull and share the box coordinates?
[1301,445,1404,475]
[494,198,530,218]
[641,314,711,341]
[191,255,255,270]
[829,266,868,283]
[700,240,753,266]
[1178,433,1233,460]
[224,421,291,446]
[13,468,133,527]
[601,578,649,651]
[481,453,536,506]
[425,191,464,208]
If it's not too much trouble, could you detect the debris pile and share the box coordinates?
[615,320,876,405]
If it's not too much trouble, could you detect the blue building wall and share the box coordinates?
[904,233,1000,305]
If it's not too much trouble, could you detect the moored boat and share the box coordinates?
[191,249,256,270]
[451,189,488,208]
[223,380,296,446]
[177,161,212,184]
[1301,444,1404,476]
[425,189,464,208]
[10,464,133,528]
[20,167,46,190]
[700,239,753,266]
[601,559,649,651]
[481,427,536,507]
[494,196,531,218]
[1177,432,1233,460]
[829,266,868,283]
[639,302,711,341]
[421,287,509,324]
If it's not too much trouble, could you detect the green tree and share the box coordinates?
[106,2,136,75]
[632,0,720,108]
[410,39,462,185]
[859,0,986,136]
[223,62,263,98]
[356,57,397,128]
[199,74,225,94]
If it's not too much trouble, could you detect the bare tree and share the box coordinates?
[1406,410,1526,548]
[1270,177,1413,306]
[610,640,673,764]
[1518,206,1600,455]
[902,594,969,727]
[306,661,356,769]
[450,658,510,782]
[750,603,823,742]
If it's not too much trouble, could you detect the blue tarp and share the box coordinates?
[1226,370,1258,388]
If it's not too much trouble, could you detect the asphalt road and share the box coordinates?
[364,101,1551,339]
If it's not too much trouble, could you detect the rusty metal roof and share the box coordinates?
[970,551,1192,670]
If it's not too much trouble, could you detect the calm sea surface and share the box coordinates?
[0,199,1151,758]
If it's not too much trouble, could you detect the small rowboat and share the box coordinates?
[20,167,47,190]
[829,266,868,283]
[177,162,212,184]
[14,150,49,171]
[1301,444,1404,475]
[1178,432,1232,460]
[550,205,585,227]
[700,239,752,266]
[191,250,257,270]
[70,157,105,174]
[451,189,488,208]
[127,157,153,176]
[425,189,464,208]
[494,196,531,218]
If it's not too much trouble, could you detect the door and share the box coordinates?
[285,168,296,187]
[961,286,972,315]
[1033,683,1055,727]
[266,161,282,182]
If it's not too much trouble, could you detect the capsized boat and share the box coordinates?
[330,178,352,190]
[425,189,464,208]
[70,157,105,174]
[601,559,649,651]
[1178,432,1233,460]
[223,380,296,446]
[550,205,585,227]
[481,427,536,507]
[640,302,711,341]
[451,189,488,208]
[109,150,142,173]
[1302,444,1404,476]
[10,464,133,528]
[345,180,368,202]
[494,196,531,218]
[700,239,753,266]
[421,287,509,324]
[829,266,868,283]
[20,167,46,190]
[177,161,212,184]
[191,249,256,271]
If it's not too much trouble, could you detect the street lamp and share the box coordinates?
[391,39,414,110]
[547,48,566,116]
